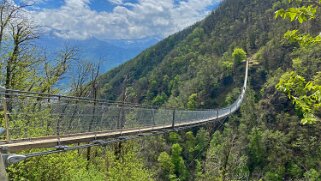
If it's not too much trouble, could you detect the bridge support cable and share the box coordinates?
[1,119,220,167]
[0,60,248,167]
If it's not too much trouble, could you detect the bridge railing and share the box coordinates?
[0,61,248,143]
[0,90,239,143]
[0,92,170,142]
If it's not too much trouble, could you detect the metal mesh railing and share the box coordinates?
[0,61,248,143]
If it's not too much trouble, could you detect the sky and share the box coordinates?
[15,0,222,42]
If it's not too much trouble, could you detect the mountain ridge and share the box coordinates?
[96,0,287,108]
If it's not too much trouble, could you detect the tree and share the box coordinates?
[275,0,321,124]
[7,151,105,181]
[205,128,249,181]
[187,93,197,109]
[232,48,247,65]
[183,131,196,163]
[171,144,188,180]
[168,132,181,144]
[152,92,168,106]
[39,46,78,93]
[70,61,98,97]
[276,71,321,124]
[3,11,38,90]
[0,0,29,48]
[195,128,210,158]
[0,1,77,93]
[158,152,175,180]
[106,148,154,181]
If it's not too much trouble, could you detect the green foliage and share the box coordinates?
[168,132,182,144]
[171,144,188,181]
[276,71,321,124]
[8,0,321,180]
[195,159,204,180]
[157,129,211,180]
[195,128,210,157]
[275,0,321,124]
[248,128,265,171]
[8,151,104,181]
[157,141,191,181]
[304,169,321,180]
[225,88,241,105]
[284,30,321,46]
[205,128,249,180]
[158,152,175,180]
[152,93,168,106]
[107,149,154,181]
[97,0,276,109]
[222,61,233,71]
[184,131,196,154]
[67,165,106,181]
[187,93,198,109]
[288,163,303,178]
[232,48,247,65]
[275,5,317,23]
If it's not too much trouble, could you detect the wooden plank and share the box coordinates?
[0,116,227,152]
[0,124,173,152]
[0,78,239,153]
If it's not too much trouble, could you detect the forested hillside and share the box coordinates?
[6,0,321,180]
[92,0,321,179]
[97,0,291,109]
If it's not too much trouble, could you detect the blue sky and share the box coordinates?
[10,0,222,86]
[16,0,221,41]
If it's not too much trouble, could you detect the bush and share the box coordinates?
[232,48,247,64]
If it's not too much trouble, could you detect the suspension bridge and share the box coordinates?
[0,60,248,170]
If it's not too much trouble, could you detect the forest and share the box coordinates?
[1,0,321,180]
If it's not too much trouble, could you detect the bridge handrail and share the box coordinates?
[0,60,248,148]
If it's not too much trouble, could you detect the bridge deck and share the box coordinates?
[0,60,248,153]
[0,115,229,152]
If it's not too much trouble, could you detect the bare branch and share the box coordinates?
[0,0,31,47]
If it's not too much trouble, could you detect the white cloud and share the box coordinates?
[20,0,47,5]
[108,0,123,5]
[29,0,221,40]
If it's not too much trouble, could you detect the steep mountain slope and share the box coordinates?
[94,0,321,179]
[8,0,321,180]
[97,0,290,108]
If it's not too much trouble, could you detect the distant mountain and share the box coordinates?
[35,35,159,72]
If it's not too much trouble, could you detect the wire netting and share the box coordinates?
[0,61,248,141]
